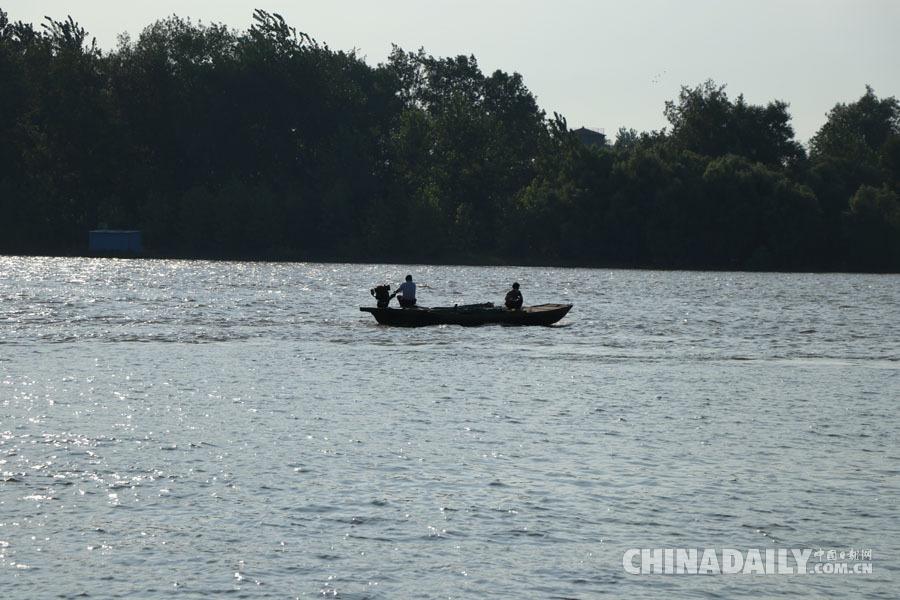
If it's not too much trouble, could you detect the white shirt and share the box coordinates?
[396,280,416,300]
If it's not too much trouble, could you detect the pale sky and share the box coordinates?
[5,0,899,145]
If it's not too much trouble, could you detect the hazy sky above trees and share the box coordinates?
[8,0,899,144]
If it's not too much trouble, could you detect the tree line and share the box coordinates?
[1,9,899,271]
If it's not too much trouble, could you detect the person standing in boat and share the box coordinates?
[505,282,523,310]
[395,274,417,308]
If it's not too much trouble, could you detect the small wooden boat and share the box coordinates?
[360,302,572,327]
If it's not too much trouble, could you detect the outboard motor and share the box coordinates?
[370,284,393,308]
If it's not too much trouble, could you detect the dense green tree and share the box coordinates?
[380,48,546,260]
[613,127,640,151]
[0,12,127,250]
[881,135,900,193]
[810,86,900,164]
[807,86,900,212]
[694,155,823,269]
[664,79,805,167]
[842,184,900,270]
[0,12,30,183]
[806,87,900,267]
[503,115,613,263]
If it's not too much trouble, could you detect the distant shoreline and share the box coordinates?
[5,250,897,275]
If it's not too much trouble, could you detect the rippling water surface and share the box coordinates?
[1,257,898,598]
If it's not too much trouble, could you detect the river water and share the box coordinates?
[1,256,898,598]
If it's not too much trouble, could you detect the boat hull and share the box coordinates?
[360,303,572,327]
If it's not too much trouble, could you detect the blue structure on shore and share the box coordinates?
[89,230,142,252]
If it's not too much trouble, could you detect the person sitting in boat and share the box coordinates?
[395,274,417,308]
[505,282,523,310]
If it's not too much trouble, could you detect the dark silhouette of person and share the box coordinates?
[505,282,523,310]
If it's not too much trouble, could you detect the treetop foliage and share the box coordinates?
[664,79,804,167]
[810,85,900,163]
